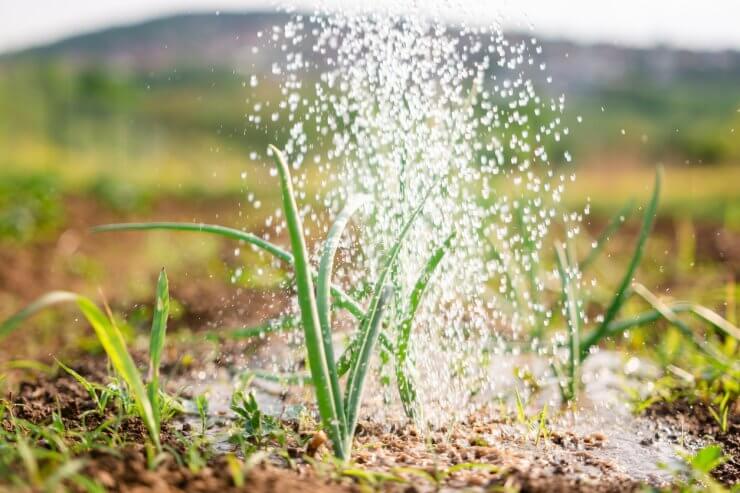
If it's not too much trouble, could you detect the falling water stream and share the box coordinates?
[246,3,578,426]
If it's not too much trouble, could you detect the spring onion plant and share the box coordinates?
[92,217,447,422]
[93,146,440,459]
[550,166,662,400]
[551,167,739,400]
[0,269,172,451]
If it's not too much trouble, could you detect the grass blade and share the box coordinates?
[604,305,692,335]
[681,303,740,341]
[56,360,104,411]
[555,243,580,401]
[631,283,730,366]
[247,369,313,386]
[224,315,300,340]
[0,291,79,339]
[580,166,662,360]
[317,196,367,438]
[93,222,366,320]
[579,199,636,271]
[395,232,454,419]
[604,299,739,344]
[148,269,170,426]
[148,269,169,381]
[269,145,346,459]
[94,222,293,263]
[1,292,161,450]
[76,297,161,450]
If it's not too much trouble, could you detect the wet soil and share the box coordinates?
[2,363,640,493]
[645,399,740,485]
[1,359,345,493]
[81,449,349,493]
[6,348,738,492]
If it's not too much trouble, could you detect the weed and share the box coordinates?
[230,391,286,449]
[513,388,550,444]
[341,466,407,489]
[0,270,176,452]
[57,360,115,415]
[225,453,245,487]
[195,394,209,436]
[669,445,732,493]
[708,392,732,434]
[0,407,112,490]
[147,269,170,429]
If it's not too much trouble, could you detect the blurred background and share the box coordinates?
[0,1,737,359]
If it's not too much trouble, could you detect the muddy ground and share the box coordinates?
[1,196,738,491]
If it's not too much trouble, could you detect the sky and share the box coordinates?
[1,0,740,54]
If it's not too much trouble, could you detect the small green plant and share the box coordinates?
[0,270,174,452]
[340,467,407,489]
[670,445,732,493]
[708,392,732,434]
[392,463,499,487]
[0,403,116,491]
[513,388,549,444]
[230,391,285,448]
[147,269,170,430]
[225,453,246,488]
[56,361,115,416]
[195,394,209,436]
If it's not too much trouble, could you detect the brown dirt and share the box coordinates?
[8,359,109,425]
[80,448,351,493]
[644,398,740,485]
[3,361,648,493]
[166,282,289,335]
[347,416,643,492]
[1,359,350,493]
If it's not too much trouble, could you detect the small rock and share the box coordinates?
[306,430,327,457]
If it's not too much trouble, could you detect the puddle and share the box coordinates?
[563,352,693,484]
[474,351,693,484]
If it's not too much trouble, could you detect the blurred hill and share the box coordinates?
[0,13,285,70]
[3,12,739,83]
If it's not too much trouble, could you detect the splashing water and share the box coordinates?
[246,4,583,427]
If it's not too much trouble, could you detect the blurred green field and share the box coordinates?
[1,59,738,227]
